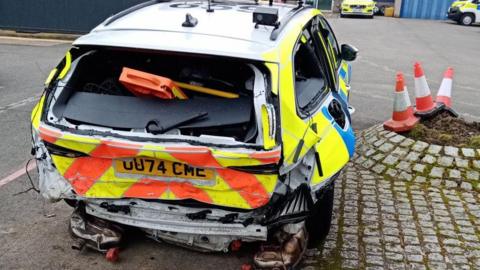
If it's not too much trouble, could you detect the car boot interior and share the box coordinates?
[49,49,267,144]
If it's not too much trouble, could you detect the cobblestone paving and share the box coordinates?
[356,125,480,191]
[301,164,480,270]
[300,126,480,270]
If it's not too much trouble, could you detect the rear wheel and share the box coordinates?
[460,14,474,26]
[306,185,335,247]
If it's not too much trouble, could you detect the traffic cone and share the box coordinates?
[435,67,459,117]
[413,62,442,117]
[436,67,453,107]
[384,72,419,132]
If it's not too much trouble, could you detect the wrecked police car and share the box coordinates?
[31,0,357,267]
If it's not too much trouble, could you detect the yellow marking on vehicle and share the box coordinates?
[31,95,45,129]
[203,180,251,209]
[50,155,76,175]
[311,126,349,186]
[54,134,99,154]
[85,167,137,198]
[45,68,58,86]
[58,51,72,79]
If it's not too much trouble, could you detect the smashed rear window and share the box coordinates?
[48,49,271,144]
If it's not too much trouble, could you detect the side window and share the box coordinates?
[293,26,329,115]
[317,17,340,68]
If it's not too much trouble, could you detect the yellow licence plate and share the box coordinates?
[115,157,215,181]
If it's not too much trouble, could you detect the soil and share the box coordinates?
[404,111,480,148]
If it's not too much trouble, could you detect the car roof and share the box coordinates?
[73,1,318,62]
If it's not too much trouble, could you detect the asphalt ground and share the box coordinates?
[0,16,479,269]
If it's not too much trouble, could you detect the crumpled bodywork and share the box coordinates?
[38,124,280,209]
[31,6,355,253]
[32,47,283,210]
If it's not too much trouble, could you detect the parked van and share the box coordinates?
[448,0,480,25]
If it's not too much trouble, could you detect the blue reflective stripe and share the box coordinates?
[338,87,348,102]
[347,64,352,84]
[339,68,347,80]
[321,106,356,158]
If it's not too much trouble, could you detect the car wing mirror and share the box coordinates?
[340,44,358,62]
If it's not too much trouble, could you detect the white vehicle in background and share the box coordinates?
[340,0,375,18]
[448,0,480,25]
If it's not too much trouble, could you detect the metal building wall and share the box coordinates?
[0,0,145,33]
[316,0,333,10]
[400,0,455,20]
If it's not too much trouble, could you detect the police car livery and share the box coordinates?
[448,0,480,25]
[340,0,375,18]
[31,0,357,264]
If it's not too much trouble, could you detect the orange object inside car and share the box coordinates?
[119,67,188,99]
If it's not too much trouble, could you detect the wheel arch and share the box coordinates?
[462,11,476,21]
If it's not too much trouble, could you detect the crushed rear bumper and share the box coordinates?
[79,178,335,252]
[87,200,267,239]
[86,199,267,252]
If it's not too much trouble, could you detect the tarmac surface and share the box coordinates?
[0,16,479,269]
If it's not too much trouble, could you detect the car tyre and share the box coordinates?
[460,14,474,26]
[306,184,335,247]
[340,13,345,18]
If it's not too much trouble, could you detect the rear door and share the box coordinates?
[277,14,354,184]
[303,17,355,187]
[316,16,352,102]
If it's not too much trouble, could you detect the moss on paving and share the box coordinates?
[408,124,427,140]
[468,135,480,148]
[438,134,453,144]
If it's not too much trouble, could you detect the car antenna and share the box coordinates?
[297,0,304,8]
[206,0,214,12]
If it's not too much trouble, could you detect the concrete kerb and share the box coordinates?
[0,29,80,41]
[354,124,480,192]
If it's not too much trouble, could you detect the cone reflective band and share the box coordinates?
[384,72,419,132]
[436,67,453,108]
[413,62,436,115]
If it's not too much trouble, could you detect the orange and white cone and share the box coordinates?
[413,62,440,117]
[435,67,454,108]
[384,72,419,132]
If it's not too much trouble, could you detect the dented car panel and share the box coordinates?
[31,1,355,254]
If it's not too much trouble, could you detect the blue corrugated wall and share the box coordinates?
[0,0,145,33]
[401,0,456,20]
